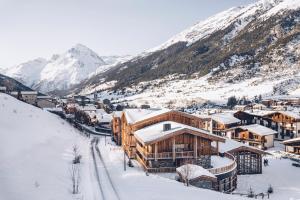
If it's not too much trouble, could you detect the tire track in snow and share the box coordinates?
[91,141,105,200]
[95,142,121,200]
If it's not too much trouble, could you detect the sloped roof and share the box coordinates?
[239,124,277,136]
[112,111,123,118]
[124,108,170,124]
[244,110,274,117]
[176,164,216,180]
[216,138,266,154]
[283,137,300,145]
[134,121,224,145]
[279,111,300,120]
[211,113,240,125]
[244,110,300,120]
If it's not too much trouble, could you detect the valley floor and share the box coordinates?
[1,92,300,200]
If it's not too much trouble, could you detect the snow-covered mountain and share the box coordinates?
[3,44,129,93]
[36,44,107,92]
[75,0,300,108]
[4,58,47,88]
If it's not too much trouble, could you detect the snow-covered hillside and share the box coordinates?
[149,0,300,52]
[0,93,92,200]
[79,0,300,107]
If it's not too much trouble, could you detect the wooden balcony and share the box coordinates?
[231,137,265,145]
[136,143,194,160]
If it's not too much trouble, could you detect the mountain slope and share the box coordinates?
[0,73,34,92]
[74,0,300,107]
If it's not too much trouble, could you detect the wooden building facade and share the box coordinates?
[112,111,122,145]
[283,138,300,154]
[234,110,300,140]
[134,122,225,172]
[121,109,208,159]
[230,124,276,149]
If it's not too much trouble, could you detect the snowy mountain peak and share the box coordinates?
[2,44,131,93]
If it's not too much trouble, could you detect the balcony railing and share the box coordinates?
[208,153,236,175]
[136,143,194,160]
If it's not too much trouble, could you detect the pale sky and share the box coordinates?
[0,0,255,68]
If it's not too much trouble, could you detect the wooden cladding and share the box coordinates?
[121,110,208,158]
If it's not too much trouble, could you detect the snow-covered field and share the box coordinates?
[236,141,300,200]
[236,157,300,200]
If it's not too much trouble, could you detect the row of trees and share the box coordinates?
[227,95,263,108]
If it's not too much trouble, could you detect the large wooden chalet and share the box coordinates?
[110,108,268,193]
[120,109,208,159]
[134,121,225,172]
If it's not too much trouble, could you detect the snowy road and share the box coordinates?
[91,138,121,200]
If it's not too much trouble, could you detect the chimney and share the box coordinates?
[163,123,171,131]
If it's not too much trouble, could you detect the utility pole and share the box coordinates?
[124,149,126,171]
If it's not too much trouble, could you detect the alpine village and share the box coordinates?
[2,0,300,200]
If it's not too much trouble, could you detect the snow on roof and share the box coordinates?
[211,155,233,169]
[283,137,300,144]
[10,91,37,95]
[96,113,113,123]
[253,103,267,108]
[176,164,216,180]
[244,109,274,116]
[21,91,38,95]
[193,113,211,119]
[112,111,123,118]
[76,104,97,111]
[234,105,248,108]
[134,121,223,144]
[124,108,170,124]
[279,111,300,120]
[239,124,277,136]
[37,95,52,99]
[211,112,240,125]
[216,138,262,153]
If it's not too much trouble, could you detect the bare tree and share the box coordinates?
[69,145,81,194]
[73,145,82,164]
[69,163,80,194]
[180,163,195,187]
